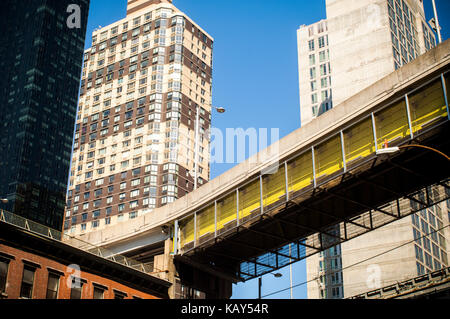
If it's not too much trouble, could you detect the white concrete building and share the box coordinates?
[298,0,448,299]
[297,0,437,127]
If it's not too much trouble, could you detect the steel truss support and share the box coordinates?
[389,160,450,191]
[326,189,399,219]
[237,181,449,282]
[240,226,305,260]
[266,213,339,248]
[300,201,371,232]
[204,248,277,272]
[225,238,290,266]
[355,174,430,208]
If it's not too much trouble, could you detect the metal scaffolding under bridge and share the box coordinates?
[173,54,450,283]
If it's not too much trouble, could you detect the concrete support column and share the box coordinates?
[158,238,233,299]
[154,238,176,298]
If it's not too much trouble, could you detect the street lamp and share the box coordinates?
[430,0,443,44]
[193,104,226,190]
[376,144,450,161]
[289,244,293,299]
[214,106,226,114]
[258,272,282,299]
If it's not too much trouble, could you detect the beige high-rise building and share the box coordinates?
[64,0,214,236]
[298,0,449,299]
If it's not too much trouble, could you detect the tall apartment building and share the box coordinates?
[64,0,214,236]
[297,0,449,299]
[0,0,90,230]
[297,0,436,127]
[297,19,333,126]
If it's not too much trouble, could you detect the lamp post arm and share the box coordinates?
[431,0,443,44]
[398,144,450,161]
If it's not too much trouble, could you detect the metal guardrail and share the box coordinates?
[0,209,154,275]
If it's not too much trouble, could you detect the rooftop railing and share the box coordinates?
[0,209,155,275]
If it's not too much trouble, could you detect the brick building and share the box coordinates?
[0,211,171,299]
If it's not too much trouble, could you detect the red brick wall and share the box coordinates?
[0,244,160,299]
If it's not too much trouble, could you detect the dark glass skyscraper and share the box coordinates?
[0,0,90,230]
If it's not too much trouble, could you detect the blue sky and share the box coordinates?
[84,0,450,299]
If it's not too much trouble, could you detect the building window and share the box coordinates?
[20,266,36,299]
[334,287,341,298]
[424,252,433,270]
[114,290,127,299]
[320,63,327,76]
[70,277,84,299]
[92,210,101,218]
[93,286,105,299]
[318,36,327,48]
[415,245,424,262]
[309,54,315,66]
[46,272,61,299]
[130,189,140,198]
[310,67,316,80]
[129,211,138,219]
[129,201,139,209]
[319,50,328,63]
[416,262,425,275]
[0,259,10,295]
